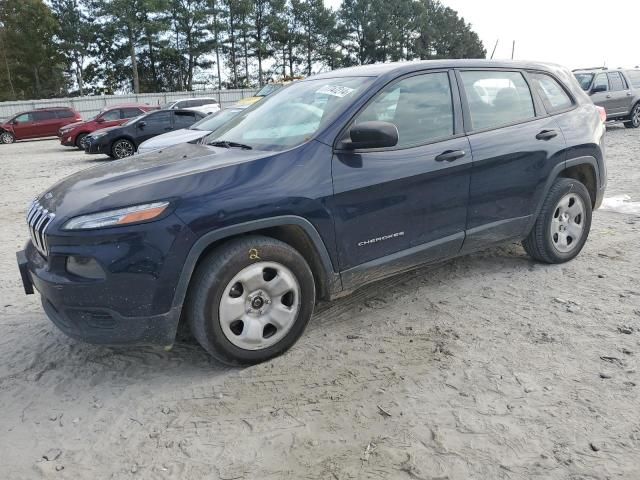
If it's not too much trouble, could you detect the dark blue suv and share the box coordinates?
[17,60,606,365]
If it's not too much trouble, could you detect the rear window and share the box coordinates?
[33,111,57,121]
[626,70,640,88]
[530,73,573,113]
[174,110,198,128]
[55,109,75,119]
[460,70,535,130]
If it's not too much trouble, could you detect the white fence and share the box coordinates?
[0,89,258,122]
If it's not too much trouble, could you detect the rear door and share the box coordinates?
[606,72,634,115]
[457,69,567,253]
[32,110,59,137]
[330,70,471,278]
[136,110,172,143]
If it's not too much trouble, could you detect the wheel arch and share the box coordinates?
[172,216,341,314]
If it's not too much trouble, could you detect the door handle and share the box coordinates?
[627,92,633,96]
[536,129,558,141]
[435,150,466,162]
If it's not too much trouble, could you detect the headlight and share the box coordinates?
[63,202,170,230]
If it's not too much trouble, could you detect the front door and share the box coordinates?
[11,113,36,139]
[456,69,567,252]
[136,111,172,143]
[330,71,471,284]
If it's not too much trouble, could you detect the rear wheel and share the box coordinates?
[624,103,640,128]
[75,133,88,149]
[523,177,592,263]
[111,138,135,158]
[1,131,15,144]
[186,236,316,365]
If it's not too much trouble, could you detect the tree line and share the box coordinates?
[0,0,486,101]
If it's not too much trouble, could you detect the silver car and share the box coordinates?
[574,68,640,128]
[137,106,247,154]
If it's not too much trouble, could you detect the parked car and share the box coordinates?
[84,109,206,159]
[1,107,81,144]
[17,60,606,365]
[161,97,220,115]
[58,104,156,149]
[573,67,640,128]
[137,106,247,154]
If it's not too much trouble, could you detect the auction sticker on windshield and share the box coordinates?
[316,85,355,97]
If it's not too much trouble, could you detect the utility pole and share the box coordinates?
[490,39,498,59]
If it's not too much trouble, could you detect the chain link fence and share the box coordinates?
[0,89,257,122]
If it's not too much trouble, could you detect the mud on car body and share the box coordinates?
[17,60,606,365]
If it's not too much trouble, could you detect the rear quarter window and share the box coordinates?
[625,70,640,89]
[530,73,573,113]
[460,70,535,130]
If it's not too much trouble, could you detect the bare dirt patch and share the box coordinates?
[1,129,639,479]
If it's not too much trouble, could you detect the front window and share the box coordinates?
[13,113,32,123]
[207,77,374,152]
[100,110,121,122]
[592,73,608,92]
[574,73,594,91]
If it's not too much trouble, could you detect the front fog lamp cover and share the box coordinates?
[66,256,105,280]
[63,202,169,230]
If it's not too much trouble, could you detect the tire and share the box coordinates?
[623,102,640,128]
[186,235,316,365]
[1,131,15,144]
[75,133,88,149]
[111,138,135,158]
[523,177,592,264]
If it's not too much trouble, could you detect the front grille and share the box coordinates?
[27,200,55,257]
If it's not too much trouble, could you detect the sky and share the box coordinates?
[323,0,640,70]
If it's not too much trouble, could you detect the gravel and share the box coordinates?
[1,127,639,479]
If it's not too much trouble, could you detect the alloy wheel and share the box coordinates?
[633,104,640,127]
[113,140,134,158]
[1,132,15,144]
[549,192,585,253]
[218,261,300,351]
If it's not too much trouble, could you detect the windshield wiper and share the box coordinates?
[209,140,252,150]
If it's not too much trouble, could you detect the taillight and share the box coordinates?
[596,106,606,123]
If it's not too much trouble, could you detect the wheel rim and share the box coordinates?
[633,105,640,127]
[550,192,585,253]
[113,140,134,158]
[218,261,301,351]
[1,132,14,144]
[78,135,88,149]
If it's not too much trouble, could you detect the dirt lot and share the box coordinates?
[1,130,639,479]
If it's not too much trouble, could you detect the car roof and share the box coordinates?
[172,97,217,102]
[103,104,150,109]
[310,59,569,80]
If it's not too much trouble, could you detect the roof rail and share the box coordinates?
[572,67,608,72]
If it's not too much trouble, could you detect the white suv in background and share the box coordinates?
[162,98,220,115]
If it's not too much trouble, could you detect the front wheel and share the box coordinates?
[111,138,135,159]
[186,236,316,365]
[1,131,15,144]
[75,133,89,150]
[624,103,640,128]
[523,177,592,264]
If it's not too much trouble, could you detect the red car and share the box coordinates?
[0,107,82,144]
[58,104,157,149]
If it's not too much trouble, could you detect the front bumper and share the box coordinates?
[60,134,75,146]
[84,137,108,154]
[17,214,196,346]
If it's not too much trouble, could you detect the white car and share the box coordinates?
[162,97,221,115]
[137,106,246,154]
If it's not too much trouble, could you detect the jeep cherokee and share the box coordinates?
[17,60,607,365]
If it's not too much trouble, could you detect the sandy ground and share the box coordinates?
[0,129,639,479]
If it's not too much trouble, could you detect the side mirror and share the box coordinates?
[12,119,19,125]
[346,121,398,150]
[96,117,105,123]
[138,121,146,128]
[591,84,607,94]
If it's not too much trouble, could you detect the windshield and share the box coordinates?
[574,73,594,91]
[256,83,283,97]
[190,108,244,131]
[206,77,374,152]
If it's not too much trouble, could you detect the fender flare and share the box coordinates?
[170,215,340,310]
[528,155,601,232]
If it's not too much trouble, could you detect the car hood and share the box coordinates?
[37,143,272,222]
[88,125,121,137]
[60,120,85,131]
[137,129,210,153]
